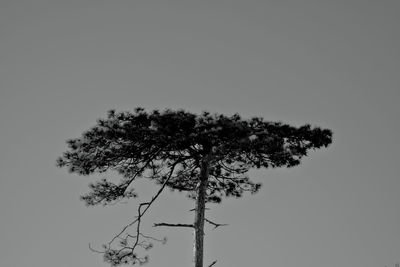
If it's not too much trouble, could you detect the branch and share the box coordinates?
[205,218,228,229]
[153,223,194,228]
[88,243,104,254]
[108,161,179,247]
[189,208,210,212]
[130,162,180,253]
[126,233,167,245]
[208,260,217,267]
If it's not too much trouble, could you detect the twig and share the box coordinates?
[189,208,210,212]
[205,218,228,229]
[208,260,217,267]
[88,243,104,254]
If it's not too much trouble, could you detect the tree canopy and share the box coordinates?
[57,108,332,266]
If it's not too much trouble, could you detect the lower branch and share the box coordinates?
[153,223,194,228]
[108,163,178,246]
[97,163,180,265]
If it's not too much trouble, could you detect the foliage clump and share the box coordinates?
[58,108,332,205]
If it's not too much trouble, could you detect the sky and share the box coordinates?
[0,1,399,267]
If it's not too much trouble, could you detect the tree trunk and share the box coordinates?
[193,154,211,267]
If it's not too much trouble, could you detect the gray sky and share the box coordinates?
[1,1,399,267]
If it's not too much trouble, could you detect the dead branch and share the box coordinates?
[208,260,217,267]
[153,223,194,228]
[189,207,210,212]
[88,243,104,254]
[205,218,228,229]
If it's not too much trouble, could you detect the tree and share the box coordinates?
[57,108,332,267]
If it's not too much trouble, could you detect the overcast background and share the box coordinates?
[1,1,399,267]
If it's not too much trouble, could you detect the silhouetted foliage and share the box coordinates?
[57,108,332,266]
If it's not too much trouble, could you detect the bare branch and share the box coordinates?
[108,161,179,246]
[129,163,180,253]
[208,260,217,267]
[189,208,210,212]
[205,218,228,229]
[88,243,104,254]
[153,223,194,228]
[137,233,166,243]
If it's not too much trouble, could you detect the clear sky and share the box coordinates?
[1,1,399,267]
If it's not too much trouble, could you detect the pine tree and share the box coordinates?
[57,108,333,267]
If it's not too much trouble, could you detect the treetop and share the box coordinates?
[57,108,332,204]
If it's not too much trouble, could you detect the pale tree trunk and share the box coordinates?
[193,154,211,267]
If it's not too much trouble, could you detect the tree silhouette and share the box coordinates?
[57,108,332,267]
